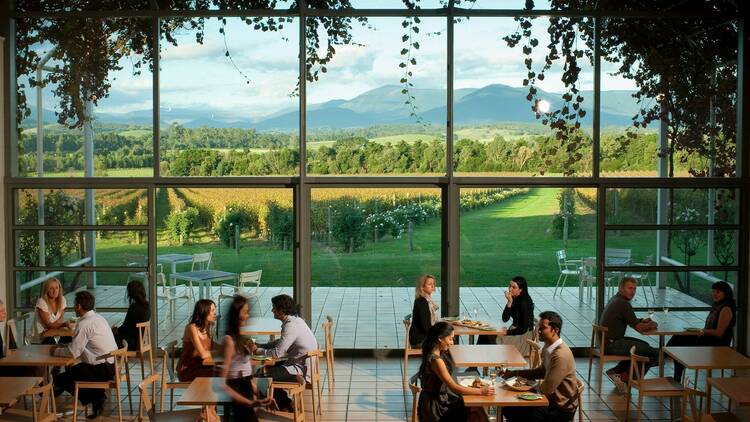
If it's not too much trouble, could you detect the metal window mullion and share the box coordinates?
[604,224,741,230]
[596,187,606,319]
[153,16,160,179]
[592,16,601,179]
[603,265,740,273]
[11,225,150,231]
[13,266,143,272]
[147,185,157,346]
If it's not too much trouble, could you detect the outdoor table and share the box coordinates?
[450,345,527,368]
[158,253,194,276]
[448,322,507,345]
[172,269,238,299]
[0,376,42,408]
[642,320,700,377]
[706,377,750,413]
[241,318,282,341]
[663,346,750,405]
[0,345,76,383]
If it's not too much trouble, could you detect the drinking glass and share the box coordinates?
[489,369,498,386]
[647,309,654,320]
[473,308,479,320]
[663,306,669,314]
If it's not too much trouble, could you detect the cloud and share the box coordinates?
[161,40,225,61]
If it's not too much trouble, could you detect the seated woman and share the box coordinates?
[112,280,150,351]
[495,276,535,355]
[409,274,439,347]
[417,322,493,422]
[221,295,273,422]
[178,299,217,382]
[32,277,72,344]
[667,281,736,382]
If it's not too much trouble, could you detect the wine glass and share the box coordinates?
[473,308,479,321]
[647,308,654,320]
[489,368,498,386]
[662,306,669,314]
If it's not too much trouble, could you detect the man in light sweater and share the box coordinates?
[501,311,580,422]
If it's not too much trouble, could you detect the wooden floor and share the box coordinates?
[69,285,709,350]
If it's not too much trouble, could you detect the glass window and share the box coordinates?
[15,18,154,177]
[311,188,441,348]
[454,17,594,176]
[14,188,149,226]
[159,17,300,176]
[306,17,447,176]
[604,188,739,226]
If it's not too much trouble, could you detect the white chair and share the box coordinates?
[578,257,597,302]
[554,250,581,297]
[630,255,656,305]
[191,252,212,271]
[219,270,262,299]
[125,254,149,284]
[159,268,192,320]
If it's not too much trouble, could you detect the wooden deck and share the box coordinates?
[66,284,709,350]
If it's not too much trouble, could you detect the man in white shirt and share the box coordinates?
[252,294,317,412]
[51,291,118,418]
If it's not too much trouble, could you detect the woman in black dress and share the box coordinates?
[409,274,439,347]
[478,276,535,353]
[667,281,736,382]
[112,280,151,351]
[417,322,492,422]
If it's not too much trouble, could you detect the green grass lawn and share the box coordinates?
[87,187,663,288]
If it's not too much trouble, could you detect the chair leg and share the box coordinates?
[625,385,631,422]
[73,385,79,422]
[403,351,409,390]
[553,273,564,297]
[126,371,133,415]
[116,383,124,422]
[636,394,644,422]
[310,385,317,422]
[316,378,323,415]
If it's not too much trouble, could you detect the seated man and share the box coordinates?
[52,291,118,419]
[252,294,317,412]
[502,311,580,422]
[600,276,659,393]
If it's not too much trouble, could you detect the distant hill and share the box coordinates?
[24,83,642,130]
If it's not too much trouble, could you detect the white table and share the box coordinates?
[172,269,238,299]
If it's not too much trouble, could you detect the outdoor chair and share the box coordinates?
[629,255,656,305]
[126,321,155,379]
[125,254,149,285]
[159,341,191,411]
[191,252,212,271]
[322,315,336,391]
[587,324,630,393]
[158,268,192,320]
[138,373,201,422]
[402,314,422,390]
[554,249,582,297]
[218,270,263,316]
[625,346,692,422]
[578,257,597,302]
[72,346,132,422]
[0,382,56,422]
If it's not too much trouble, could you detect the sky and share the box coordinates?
[24,9,636,120]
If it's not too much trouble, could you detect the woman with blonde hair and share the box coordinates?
[409,274,439,347]
[32,277,71,344]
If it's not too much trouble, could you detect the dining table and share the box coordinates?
[706,377,750,413]
[449,322,507,345]
[0,345,76,383]
[241,318,282,341]
[642,319,700,377]
[172,269,238,299]
[177,376,234,415]
[450,344,527,368]
[0,376,42,408]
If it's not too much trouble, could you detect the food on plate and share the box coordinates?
[471,377,489,388]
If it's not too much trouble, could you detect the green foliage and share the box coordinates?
[330,200,367,253]
[18,190,82,268]
[215,205,260,247]
[266,202,294,250]
[165,207,199,246]
[551,188,577,238]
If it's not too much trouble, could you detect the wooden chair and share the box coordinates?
[126,321,155,379]
[270,381,305,422]
[72,346,132,422]
[625,346,689,422]
[587,325,630,392]
[575,378,584,422]
[138,373,201,422]
[403,314,421,390]
[526,339,542,369]
[553,249,582,297]
[159,340,191,411]
[408,374,420,422]
[3,318,19,355]
[306,350,324,422]
[321,315,335,391]
[0,382,56,422]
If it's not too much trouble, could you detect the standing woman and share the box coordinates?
[409,274,439,347]
[178,299,217,381]
[221,295,272,421]
[32,277,71,344]
[417,322,492,422]
[496,276,535,355]
[667,281,736,382]
[112,280,150,351]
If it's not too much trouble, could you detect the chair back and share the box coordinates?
[403,314,413,351]
[191,252,212,271]
[526,339,542,368]
[323,315,334,353]
[162,340,180,383]
[109,345,130,385]
[627,346,651,390]
[239,270,262,293]
[4,318,19,355]
[29,382,57,422]
[556,249,567,268]
[408,374,421,422]
[137,321,155,375]
[590,324,609,356]
[138,374,161,421]
[306,349,322,384]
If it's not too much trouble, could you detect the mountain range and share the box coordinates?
[27,83,641,131]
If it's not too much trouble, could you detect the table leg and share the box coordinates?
[469,335,475,345]
[658,336,665,377]
[706,378,712,414]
